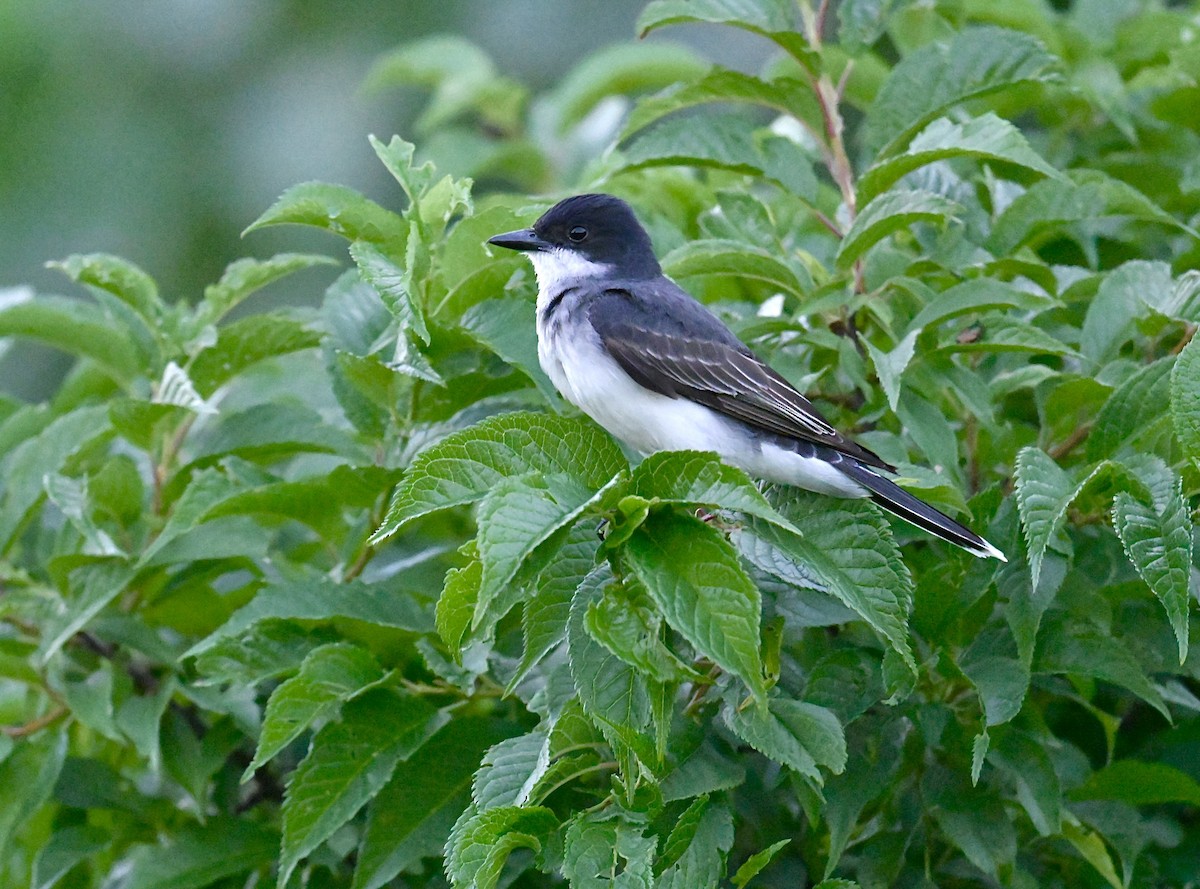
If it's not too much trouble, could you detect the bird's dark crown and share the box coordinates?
[533,194,661,279]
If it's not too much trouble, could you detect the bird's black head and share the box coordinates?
[487,193,661,280]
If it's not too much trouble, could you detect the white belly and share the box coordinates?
[538,321,866,499]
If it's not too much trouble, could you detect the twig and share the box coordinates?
[1,705,67,738]
[1048,424,1091,461]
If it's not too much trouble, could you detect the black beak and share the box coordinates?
[487,228,549,252]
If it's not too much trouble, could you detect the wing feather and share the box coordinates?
[591,290,892,471]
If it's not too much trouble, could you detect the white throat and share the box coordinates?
[527,248,612,302]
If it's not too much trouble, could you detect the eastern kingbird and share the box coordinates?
[488,194,1005,561]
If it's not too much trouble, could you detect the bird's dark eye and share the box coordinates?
[567,225,588,242]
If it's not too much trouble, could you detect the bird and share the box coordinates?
[487,193,1005,561]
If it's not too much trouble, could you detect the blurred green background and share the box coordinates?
[0,0,765,400]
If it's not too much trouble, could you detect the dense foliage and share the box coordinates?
[3,0,1200,886]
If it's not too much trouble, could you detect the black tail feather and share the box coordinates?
[836,460,1006,561]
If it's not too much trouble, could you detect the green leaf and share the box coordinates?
[660,238,812,299]
[568,564,652,730]
[373,411,624,541]
[656,803,734,889]
[637,0,814,69]
[627,510,766,699]
[931,792,1017,879]
[863,330,918,412]
[624,68,817,139]
[278,689,445,888]
[989,731,1062,835]
[445,805,558,889]
[351,240,430,345]
[724,697,846,780]
[731,838,790,888]
[245,642,387,777]
[459,297,557,397]
[563,813,656,889]
[0,732,67,856]
[621,112,819,198]
[745,491,916,675]
[836,189,962,268]
[31,825,108,889]
[38,561,135,664]
[1081,261,1172,366]
[546,41,707,133]
[987,170,1193,256]
[1073,760,1200,807]
[512,522,598,690]
[627,450,798,530]
[1014,451,1143,589]
[472,731,550,811]
[245,181,407,246]
[123,819,278,889]
[865,26,1061,157]
[438,544,482,657]
[858,113,1062,204]
[199,253,338,325]
[1062,819,1123,889]
[585,574,692,682]
[50,252,161,322]
[186,573,432,659]
[474,472,612,631]
[1171,333,1200,461]
[1088,357,1174,460]
[1113,485,1192,664]
[43,473,122,556]
[353,717,518,889]
[1035,621,1169,719]
[0,293,141,382]
[189,313,322,396]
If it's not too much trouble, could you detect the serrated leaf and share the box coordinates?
[43,473,122,556]
[656,803,734,889]
[1113,485,1192,663]
[245,642,386,777]
[354,717,518,889]
[373,411,624,541]
[563,813,656,889]
[1035,621,1168,719]
[626,510,765,699]
[445,805,558,889]
[660,238,812,298]
[621,112,819,198]
[1014,451,1143,588]
[1171,333,1200,461]
[724,697,846,780]
[1081,261,1172,366]
[473,731,550,811]
[858,113,1062,204]
[199,253,338,325]
[123,819,278,889]
[746,491,916,675]
[438,545,482,657]
[1088,357,1174,460]
[186,573,432,659]
[988,170,1193,256]
[511,522,598,690]
[245,181,407,246]
[50,252,161,322]
[0,294,142,383]
[568,564,652,730]
[865,26,1060,157]
[836,188,962,267]
[278,689,444,888]
[189,313,322,396]
[637,0,813,69]
[989,730,1062,835]
[624,68,817,139]
[351,240,430,344]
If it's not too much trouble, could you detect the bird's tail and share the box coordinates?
[836,460,1006,561]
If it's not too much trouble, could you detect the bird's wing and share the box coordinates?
[589,286,894,472]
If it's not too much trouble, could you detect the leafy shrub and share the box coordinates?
[3,1,1200,887]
